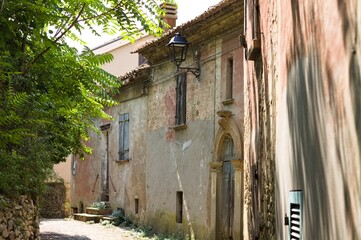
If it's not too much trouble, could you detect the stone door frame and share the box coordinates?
[210,111,244,240]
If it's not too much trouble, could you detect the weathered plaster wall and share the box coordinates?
[219,34,245,125]
[72,3,246,238]
[71,126,101,209]
[146,120,214,239]
[244,0,361,239]
[145,29,244,239]
[275,0,361,239]
[145,39,217,239]
[111,94,148,221]
[71,84,148,220]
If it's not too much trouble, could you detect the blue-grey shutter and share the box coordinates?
[119,113,129,160]
[123,113,129,159]
[289,190,302,240]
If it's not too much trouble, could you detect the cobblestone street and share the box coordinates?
[40,219,151,240]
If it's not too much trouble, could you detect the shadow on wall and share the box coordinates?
[349,54,361,150]
[285,0,360,239]
[286,51,332,240]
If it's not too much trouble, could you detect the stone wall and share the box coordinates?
[243,0,278,239]
[0,195,40,240]
[40,182,67,218]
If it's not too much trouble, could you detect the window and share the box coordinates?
[226,58,234,100]
[176,191,183,223]
[175,73,187,126]
[289,190,303,240]
[135,198,139,214]
[138,54,146,66]
[119,113,129,160]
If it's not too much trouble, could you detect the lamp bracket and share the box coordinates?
[178,66,200,79]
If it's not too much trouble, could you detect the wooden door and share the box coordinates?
[220,137,235,239]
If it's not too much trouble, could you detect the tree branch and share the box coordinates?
[22,3,87,75]
[77,3,121,23]
[20,32,28,73]
[54,3,82,38]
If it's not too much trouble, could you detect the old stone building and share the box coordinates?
[72,0,247,239]
[72,0,361,239]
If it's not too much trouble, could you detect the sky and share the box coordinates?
[81,0,222,49]
[177,0,222,25]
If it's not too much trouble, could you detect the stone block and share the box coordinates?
[8,231,15,240]
[2,229,9,238]
[85,207,112,215]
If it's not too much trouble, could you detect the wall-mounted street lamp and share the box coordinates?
[167,33,200,79]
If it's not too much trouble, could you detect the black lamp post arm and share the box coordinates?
[178,66,200,79]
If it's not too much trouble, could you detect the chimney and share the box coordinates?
[160,3,178,31]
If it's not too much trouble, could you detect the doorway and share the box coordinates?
[211,111,243,240]
[220,137,235,239]
[100,124,110,202]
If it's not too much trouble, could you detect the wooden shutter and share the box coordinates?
[119,113,129,160]
[175,73,186,125]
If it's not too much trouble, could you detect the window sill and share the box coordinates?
[222,98,234,105]
[171,124,187,131]
[115,159,130,163]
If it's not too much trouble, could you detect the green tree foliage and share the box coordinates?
[0,0,173,196]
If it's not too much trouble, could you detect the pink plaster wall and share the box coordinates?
[244,0,361,239]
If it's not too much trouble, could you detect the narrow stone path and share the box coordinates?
[40,219,151,240]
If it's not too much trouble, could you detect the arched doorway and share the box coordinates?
[210,111,243,240]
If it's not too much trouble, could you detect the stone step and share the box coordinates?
[85,207,112,215]
[102,216,117,222]
[73,213,107,223]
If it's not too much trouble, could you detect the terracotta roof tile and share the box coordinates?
[119,63,150,84]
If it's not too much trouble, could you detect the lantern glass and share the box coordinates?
[167,33,190,67]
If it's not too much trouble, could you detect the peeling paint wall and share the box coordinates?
[145,28,244,239]
[145,39,217,239]
[71,84,148,221]
[71,2,247,239]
